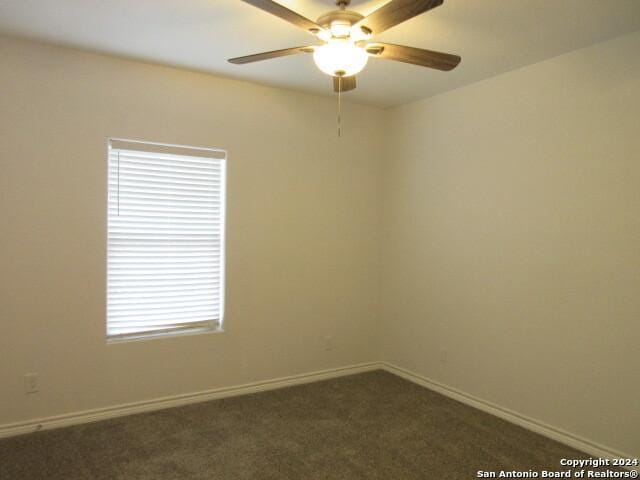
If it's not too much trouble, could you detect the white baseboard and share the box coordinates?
[2,360,636,473]
[381,362,637,470]
[0,362,381,439]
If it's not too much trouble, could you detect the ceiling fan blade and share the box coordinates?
[333,75,357,93]
[228,46,314,65]
[240,0,324,35]
[366,43,460,71]
[354,0,443,35]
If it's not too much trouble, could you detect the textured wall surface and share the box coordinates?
[382,31,640,457]
[1,30,639,458]
[0,36,385,425]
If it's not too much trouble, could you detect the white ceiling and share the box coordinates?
[1,0,639,107]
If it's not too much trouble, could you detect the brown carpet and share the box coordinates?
[0,370,614,479]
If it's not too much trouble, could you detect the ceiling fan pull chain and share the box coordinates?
[338,75,342,138]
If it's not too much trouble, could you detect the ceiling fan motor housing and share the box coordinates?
[317,10,365,38]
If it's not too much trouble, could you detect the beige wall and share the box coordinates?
[1,30,638,459]
[382,31,640,458]
[0,36,385,425]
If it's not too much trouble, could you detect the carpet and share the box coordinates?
[0,370,616,479]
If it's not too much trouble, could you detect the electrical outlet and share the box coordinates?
[323,335,334,352]
[24,373,39,394]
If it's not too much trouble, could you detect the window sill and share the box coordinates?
[107,325,224,345]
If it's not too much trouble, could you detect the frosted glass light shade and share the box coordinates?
[313,40,369,77]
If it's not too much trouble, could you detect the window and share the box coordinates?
[107,139,226,341]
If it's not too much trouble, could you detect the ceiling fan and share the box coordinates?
[229,0,461,93]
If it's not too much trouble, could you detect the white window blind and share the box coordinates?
[107,139,226,341]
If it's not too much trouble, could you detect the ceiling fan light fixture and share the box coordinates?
[329,20,352,38]
[316,29,332,42]
[313,39,368,77]
[350,25,372,42]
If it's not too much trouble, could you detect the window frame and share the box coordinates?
[105,138,227,343]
